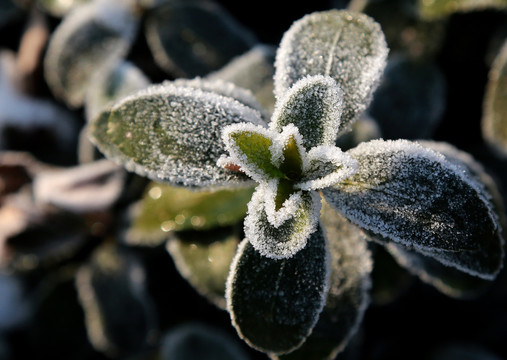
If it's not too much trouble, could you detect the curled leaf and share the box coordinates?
[323,139,503,279]
[274,10,388,134]
[226,228,330,354]
[89,82,266,188]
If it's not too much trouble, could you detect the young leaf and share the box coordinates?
[274,202,372,360]
[89,82,266,188]
[244,185,321,259]
[271,75,343,150]
[144,0,256,77]
[226,228,330,354]
[207,44,277,113]
[274,10,388,135]
[44,0,138,107]
[482,40,507,158]
[322,139,502,278]
[166,227,240,309]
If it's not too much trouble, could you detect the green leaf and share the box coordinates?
[274,202,372,360]
[85,60,151,122]
[207,44,277,113]
[160,322,249,360]
[125,183,254,246]
[482,40,507,158]
[166,227,240,309]
[417,0,507,20]
[44,1,139,107]
[75,243,157,358]
[271,75,343,150]
[89,82,266,188]
[274,10,388,135]
[226,228,330,354]
[385,243,492,299]
[245,185,321,259]
[144,0,256,77]
[323,139,502,279]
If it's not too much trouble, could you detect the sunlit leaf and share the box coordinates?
[323,139,502,279]
[75,243,157,358]
[368,55,446,139]
[89,82,266,188]
[274,10,388,134]
[160,322,249,360]
[44,0,139,107]
[274,202,372,360]
[144,0,256,77]
[271,75,343,150]
[226,228,329,354]
[418,0,507,20]
[166,227,240,309]
[207,44,276,113]
[482,39,507,158]
[125,183,253,246]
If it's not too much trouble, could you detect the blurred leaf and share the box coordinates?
[418,0,507,20]
[207,44,276,113]
[126,183,253,246]
[0,151,51,197]
[166,227,240,309]
[37,0,91,17]
[482,39,507,158]
[368,55,446,139]
[89,82,265,188]
[274,10,388,135]
[0,272,31,332]
[226,228,329,354]
[160,322,249,360]
[75,243,157,358]
[144,0,256,77]
[33,159,126,214]
[85,60,151,122]
[323,139,503,279]
[44,0,139,107]
[274,202,372,360]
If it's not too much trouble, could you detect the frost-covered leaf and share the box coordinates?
[33,160,126,214]
[166,227,240,309]
[160,322,249,360]
[418,0,507,20]
[271,76,343,150]
[274,10,388,134]
[37,0,91,17]
[368,55,446,139]
[85,60,151,122]
[245,185,321,259]
[274,202,371,360]
[323,139,502,279]
[44,0,139,107]
[89,82,266,188]
[482,39,507,158]
[145,0,256,77]
[75,243,157,358]
[207,45,276,113]
[125,183,253,246]
[385,243,492,299]
[226,228,329,354]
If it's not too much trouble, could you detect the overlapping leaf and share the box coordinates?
[89,81,266,188]
[323,139,502,279]
[274,10,388,135]
[226,228,329,354]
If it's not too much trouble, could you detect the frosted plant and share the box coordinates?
[89,9,504,358]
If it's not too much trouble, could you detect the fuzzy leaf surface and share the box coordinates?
[274,10,388,135]
[271,75,343,150]
[482,40,507,158]
[227,228,329,354]
[323,139,501,275]
[89,82,266,188]
[44,0,138,107]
